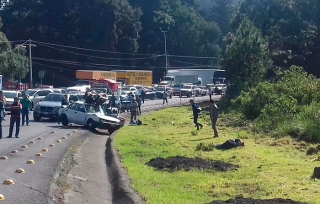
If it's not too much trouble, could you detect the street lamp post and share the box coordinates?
[17,40,36,88]
[160,27,169,75]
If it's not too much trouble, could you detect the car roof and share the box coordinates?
[2,90,19,93]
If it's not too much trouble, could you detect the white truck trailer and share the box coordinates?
[161,69,226,85]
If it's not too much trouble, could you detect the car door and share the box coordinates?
[64,103,77,122]
[32,91,43,106]
[73,104,87,125]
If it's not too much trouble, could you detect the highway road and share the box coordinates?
[0,94,219,204]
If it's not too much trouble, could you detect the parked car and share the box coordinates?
[33,93,80,121]
[155,87,173,99]
[135,89,156,100]
[24,89,54,110]
[3,90,22,111]
[195,86,207,97]
[214,84,227,94]
[171,83,185,96]
[179,85,195,97]
[52,88,67,94]
[58,101,121,134]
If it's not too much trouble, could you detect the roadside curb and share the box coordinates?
[105,97,216,204]
[106,137,144,204]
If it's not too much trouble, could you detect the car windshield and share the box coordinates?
[156,87,166,91]
[92,88,107,93]
[85,104,105,115]
[43,94,64,102]
[122,87,130,91]
[25,90,37,96]
[183,86,192,89]
[3,92,17,99]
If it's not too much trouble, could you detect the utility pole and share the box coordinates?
[28,39,37,89]
[16,40,36,88]
[160,27,169,75]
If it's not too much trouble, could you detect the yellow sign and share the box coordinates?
[99,72,116,79]
[126,72,152,86]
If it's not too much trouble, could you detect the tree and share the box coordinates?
[0,0,142,85]
[223,18,272,96]
[0,28,28,81]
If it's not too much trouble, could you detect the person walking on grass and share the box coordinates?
[210,100,219,138]
[7,97,22,138]
[190,99,203,130]
[20,94,31,126]
[162,91,168,105]
[130,98,138,123]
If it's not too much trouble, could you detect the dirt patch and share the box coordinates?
[306,145,320,155]
[209,198,306,204]
[146,156,239,172]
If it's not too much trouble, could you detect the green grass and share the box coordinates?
[114,106,320,204]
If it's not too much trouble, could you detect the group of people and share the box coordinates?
[190,99,219,138]
[0,91,31,140]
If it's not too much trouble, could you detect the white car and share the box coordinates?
[3,90,22,111]
[24,89,54,109]
[58,101,122,134]
[66,85,90,93]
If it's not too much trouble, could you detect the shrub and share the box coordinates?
[228,66,320,142]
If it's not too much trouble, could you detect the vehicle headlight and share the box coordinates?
[99,118,108,123]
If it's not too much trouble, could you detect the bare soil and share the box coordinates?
[146,156,239,172]
[209,198,307,204]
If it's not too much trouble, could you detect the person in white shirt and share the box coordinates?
[162,91,168,105]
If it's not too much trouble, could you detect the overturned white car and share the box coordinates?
[58,101,122,134]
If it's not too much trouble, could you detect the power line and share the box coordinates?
[31,40,219,59]
[34,41,164,61]
[170,59,209,66]
[168,54,219,59]
[32,56,214,69]
[33,62,73,72]
[31,40,156,56]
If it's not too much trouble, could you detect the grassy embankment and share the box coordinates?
[114,106,320,204]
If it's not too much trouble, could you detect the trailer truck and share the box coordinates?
[161,69,226,85]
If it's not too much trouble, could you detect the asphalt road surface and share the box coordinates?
[0,94,219,204]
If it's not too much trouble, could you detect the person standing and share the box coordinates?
[20,94,31,126]
[162,91,168,105]
[136,96,142,115]
[0,91,6,121]
[0,99,4,140]
[210,100,219,138]
[130,98,138,123]
[190,99,203,130]
[208,87,212,100]
[61,94,70,105]
[7,97,22,138]
[140,89,146,104]
[110,93,117,107]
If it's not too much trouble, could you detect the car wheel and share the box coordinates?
[151,95,155,100]
[170,94,172,99]
[33,114,41,122]
[61,115,69,126]
[108,128,117,134]
[87,119,95,130]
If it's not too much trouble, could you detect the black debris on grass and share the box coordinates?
[146,156,239,172]
[208,198,307,204]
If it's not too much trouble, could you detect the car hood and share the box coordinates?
[89,113,120,123]
[37,101,61,107]
[180,88,192,91]
[6,99,14,103]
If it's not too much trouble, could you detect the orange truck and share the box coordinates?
[111,70,152,87]
[76,70,117,80]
